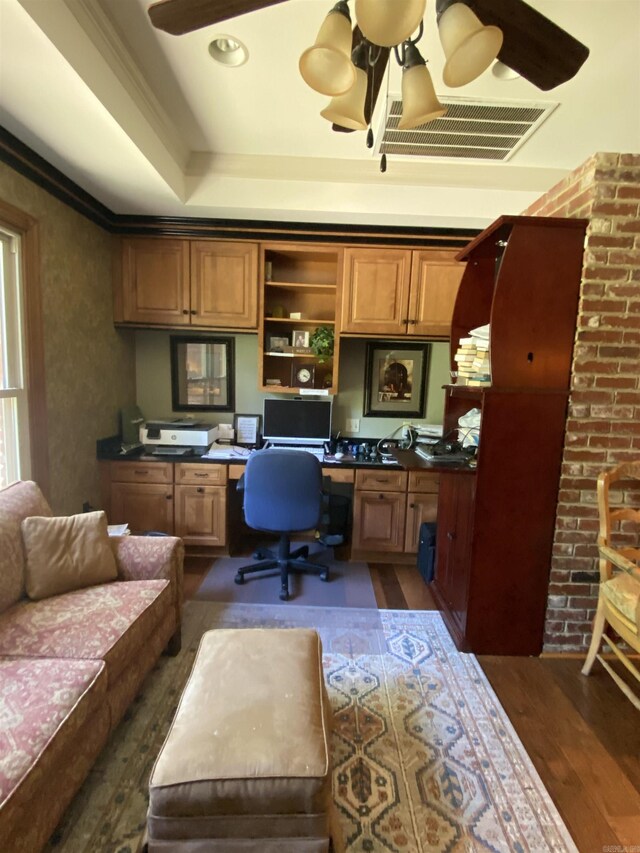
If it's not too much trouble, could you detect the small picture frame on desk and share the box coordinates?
[233,414,261,446]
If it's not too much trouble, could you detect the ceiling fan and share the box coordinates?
[147,0,589,136]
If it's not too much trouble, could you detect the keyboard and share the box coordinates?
[265,445,325,460]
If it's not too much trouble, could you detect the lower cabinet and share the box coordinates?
[102,461,227,546]
[174,463,227,546]
[431,472,475,638]
[351,468,439,557]
[107,462,174,534]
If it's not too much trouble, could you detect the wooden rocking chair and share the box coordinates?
[582,461,640,709]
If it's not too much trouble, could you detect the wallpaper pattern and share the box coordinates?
[0,163,136,515]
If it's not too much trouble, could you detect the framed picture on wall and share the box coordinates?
[363,341,430,418]
[170,336,235,412]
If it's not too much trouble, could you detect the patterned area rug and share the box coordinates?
[45,602,576,853]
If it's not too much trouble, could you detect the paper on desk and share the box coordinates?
[108,523,130,536]
[202,443,250,459]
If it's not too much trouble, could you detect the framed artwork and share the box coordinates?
[170,336,235,412]
[363,341,430,418]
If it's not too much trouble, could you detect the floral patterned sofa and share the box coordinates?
[0,480,184,852]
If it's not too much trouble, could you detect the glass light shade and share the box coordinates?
[439,3,503,87]
[299,8,356,96]
[355,0,426,47]
[320,65,368,130]
[398,64,447,129]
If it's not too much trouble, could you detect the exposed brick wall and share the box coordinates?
[523,152,640,652]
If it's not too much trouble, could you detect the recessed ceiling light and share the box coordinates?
[208,35,249,67]
[492,60,520,81]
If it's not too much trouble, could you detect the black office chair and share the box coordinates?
[234,448,329,601]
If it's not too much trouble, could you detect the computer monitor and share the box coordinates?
[262,398,332,446]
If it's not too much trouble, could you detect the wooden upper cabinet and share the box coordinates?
[409,250,466,336]
[341,246,464,337]
[341,248,412,335]
[116,237,259,329]
[120,238,190,325]
[191,241,258,329]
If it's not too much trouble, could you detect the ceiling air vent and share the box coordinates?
[378,96,557,162]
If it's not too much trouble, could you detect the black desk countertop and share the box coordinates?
[97,437,474,474]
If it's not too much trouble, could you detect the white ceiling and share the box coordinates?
[1,0,639,229]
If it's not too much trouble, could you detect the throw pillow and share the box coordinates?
[22,510,118,600]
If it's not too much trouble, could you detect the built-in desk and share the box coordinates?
[98,442,472,559]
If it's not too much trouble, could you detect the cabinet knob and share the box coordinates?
[182,309,189,314]
[378,493,385,500]
[195,472,208,478]
[197,487,204,493]
[134,469,148,475]
[407,319,417,325]
[190,309,197,315]
[447,531,455,541]
[166,494,172,500]
[409,502,415,509]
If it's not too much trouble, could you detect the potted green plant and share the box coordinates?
[309,326,334,363]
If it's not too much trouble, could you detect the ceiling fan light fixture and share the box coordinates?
[320,61,368,130]
[208,35,249,67]
[438,2,503,87]
[299,1,356,96]
[398,44,447,129]
[355,0,426,47]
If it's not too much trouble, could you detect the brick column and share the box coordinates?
[523,152,640,652]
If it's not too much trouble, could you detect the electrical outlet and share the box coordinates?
[346,418,360,433]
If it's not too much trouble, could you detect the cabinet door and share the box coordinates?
[191,241,258,328]
[409,250,465,337]
[342,248,411,335]
[434,474,475,635]
[404,492,438,553]
[110,482,174,534]
[352,489,406,552]
[174,485,227,546]
[121,238,190,325]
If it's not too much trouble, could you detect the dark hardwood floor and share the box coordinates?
[184,555,640,853]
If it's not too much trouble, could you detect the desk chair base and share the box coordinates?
[235,535,329,601]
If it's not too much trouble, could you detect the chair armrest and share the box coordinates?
[110,535,184,626]
[599,544,640,580]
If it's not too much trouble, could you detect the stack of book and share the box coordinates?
[453,324,491,386]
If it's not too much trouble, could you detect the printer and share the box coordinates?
[140,418,218,453]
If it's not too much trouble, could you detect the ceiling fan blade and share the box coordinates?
[333,28,390,134]
[148,0,289,35]
[463,0,589,90]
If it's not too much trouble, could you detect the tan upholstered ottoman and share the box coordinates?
[147,628,335,852]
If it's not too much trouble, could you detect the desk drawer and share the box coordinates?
[355,469,407,492]
[175,463,228,486]
[408,471,440,493]
[109,461,172,484]
[322,467,355,484]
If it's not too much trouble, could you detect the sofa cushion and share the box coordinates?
[0,579,171,684]
[22,510,117,600]
[0,481,52,613]
[0,656,107,810]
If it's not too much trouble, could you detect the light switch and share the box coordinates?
[346,418,360,433]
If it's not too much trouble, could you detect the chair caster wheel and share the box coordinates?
[234,573,244,585]
[253,550,264,560]
[320,571,329,582]
[279,590,289,601]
